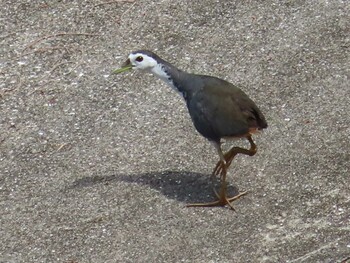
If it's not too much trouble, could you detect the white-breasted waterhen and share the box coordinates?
[113,50,267,210]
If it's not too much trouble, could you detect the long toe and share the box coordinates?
[212,152,237,177]
[212,160,224,177]
[227,191,248,202]
[187,200,225,208]
[187,191,247,210]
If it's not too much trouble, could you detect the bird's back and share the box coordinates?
[185,75,267,142]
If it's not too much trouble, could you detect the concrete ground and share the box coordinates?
[1,0,349,262]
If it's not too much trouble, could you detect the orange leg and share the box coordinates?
[213,135,257,177]
[187,141,248,210]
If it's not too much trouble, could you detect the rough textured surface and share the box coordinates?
[1,1,349,262]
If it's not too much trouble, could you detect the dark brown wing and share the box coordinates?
[187,76,267,142]
[232,90,268,130]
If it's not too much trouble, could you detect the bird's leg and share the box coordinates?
[187,159,247,209]
[186,142,247,209]
[213,135,257,177]
[212,161,248,210]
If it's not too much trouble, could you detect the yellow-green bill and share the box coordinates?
[113,65,132,74]
[113,58,132,74]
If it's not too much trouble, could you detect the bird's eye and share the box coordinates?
[136,56,143,62]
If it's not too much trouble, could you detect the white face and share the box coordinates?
[129,53,157,70]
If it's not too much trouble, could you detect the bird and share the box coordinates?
[113,50,267,210]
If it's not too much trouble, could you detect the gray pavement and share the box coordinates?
[1,0,349,262]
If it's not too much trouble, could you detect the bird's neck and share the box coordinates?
[149,62,192,99]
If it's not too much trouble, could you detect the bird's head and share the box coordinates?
[113,50,158,74]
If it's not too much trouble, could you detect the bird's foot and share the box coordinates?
[212,153,236,178]
[186,190,247,210]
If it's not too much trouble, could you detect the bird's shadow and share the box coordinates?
[67,170,243,204]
